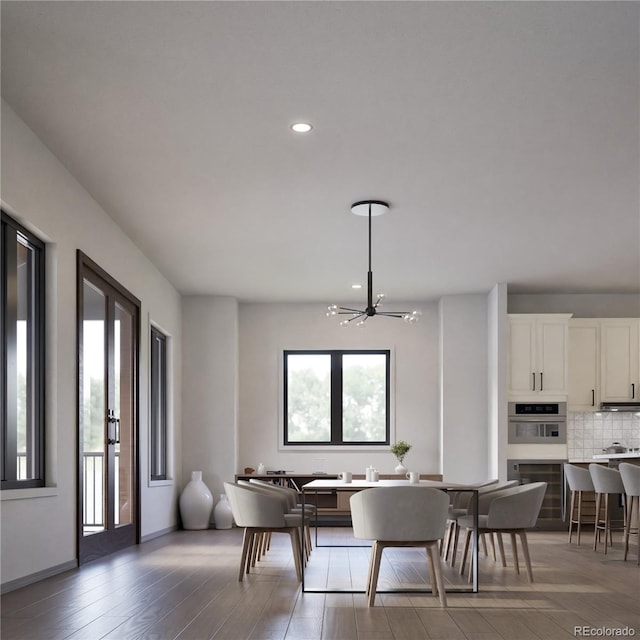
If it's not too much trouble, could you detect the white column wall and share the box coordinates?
[181,296,238,519]
[439,295,489,483]
[488,283,509,481]
[1,101,182,587]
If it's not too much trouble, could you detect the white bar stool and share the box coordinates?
[564,463,595,545]
[589,464,625,554]
[619,463,640,564]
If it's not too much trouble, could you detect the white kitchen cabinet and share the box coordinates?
[600,319,640,402]
[508,314,571,400]
[568,320,600,411]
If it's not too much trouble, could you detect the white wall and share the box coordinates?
[1,101,182,587]
[181,296,238,519]
[238,302,440,476]
[439,295,489,482]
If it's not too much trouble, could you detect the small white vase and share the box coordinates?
[394,462,407,475]
[179,471,214,530]
[214,494,234,529]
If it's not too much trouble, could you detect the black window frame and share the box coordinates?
[150,326,167,481]
[283,349,391,446]
[1,211,46,489]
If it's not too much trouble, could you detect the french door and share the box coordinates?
[77,252,140,564]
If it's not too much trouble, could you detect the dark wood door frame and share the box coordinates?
[76,250,141,564]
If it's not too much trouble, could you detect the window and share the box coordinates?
[1,212,45,488]
[284,350,390,445]
[150,326,167,480]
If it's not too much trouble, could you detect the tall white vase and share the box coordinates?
[214,494,234,529]
[179,471,214,530]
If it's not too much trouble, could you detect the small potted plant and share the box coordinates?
[390,440,412,474]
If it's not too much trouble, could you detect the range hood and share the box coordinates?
[599,402,640,412]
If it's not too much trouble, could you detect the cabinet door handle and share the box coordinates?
[532,372,536,391]
[633,383,636,399]
[540,372,543,391]
[592,389,595,407]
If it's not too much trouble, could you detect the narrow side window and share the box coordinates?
[150,326,167,480]
[1,211,45,488]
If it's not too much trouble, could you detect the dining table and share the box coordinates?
[300,478,481,594]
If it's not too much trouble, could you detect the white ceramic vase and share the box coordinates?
[179,471,214,530]
[214,494,234,529]
[394,461,407,475]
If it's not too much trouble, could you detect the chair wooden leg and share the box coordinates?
[366,543,377,596]
[480,533,488,556]
[496,532,506,567]
[604,494,611,554]
[450,522,460,568]
[368,542,385,607]
[288,528,302,582]
[442,520,453,559]
[623,494,633,561]
[239,529,252,581]
[459,528,472,576]
[576,491,583,545]
[426,545,437,595]
[510,532,520,575]
[427,542,447,608]
[568,490,576,543]
[518,530,534,583]
[594,492,603,551]
[488,532,496,561]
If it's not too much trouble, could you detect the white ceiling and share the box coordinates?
[2,1,639,303]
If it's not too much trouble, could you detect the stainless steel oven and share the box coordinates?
[508,402,567,444]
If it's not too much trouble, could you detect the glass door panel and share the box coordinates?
[81,280,107,535]
[114,302,133,527]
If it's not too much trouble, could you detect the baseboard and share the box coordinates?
[1,559,78,594]
[141,524,178,543]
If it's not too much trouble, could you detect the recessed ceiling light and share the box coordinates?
[352,284,362,289]
[291,122,313,133]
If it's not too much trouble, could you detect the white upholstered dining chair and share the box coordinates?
[350,486,450,607]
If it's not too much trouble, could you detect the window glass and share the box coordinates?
[342,353,387,442]
[2,212,45,488]
[284,350,390,446]
[150,327,167,480]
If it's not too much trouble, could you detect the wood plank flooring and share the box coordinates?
[1,528,638,640]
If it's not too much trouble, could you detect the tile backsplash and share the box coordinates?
[568,411,640,460]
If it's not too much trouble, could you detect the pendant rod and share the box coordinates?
[367,205,373,311]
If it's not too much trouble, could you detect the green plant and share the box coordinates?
[390,440,411,463]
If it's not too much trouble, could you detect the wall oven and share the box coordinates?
[508,402,567,444]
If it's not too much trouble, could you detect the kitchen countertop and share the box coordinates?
[592,452,640,460]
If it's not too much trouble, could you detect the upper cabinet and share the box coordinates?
[567,318,640,410]
[600,319,640,403]
[568,320,600,410]
[508,314,571,400]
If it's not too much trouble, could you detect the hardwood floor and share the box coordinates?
[1,528,639,639]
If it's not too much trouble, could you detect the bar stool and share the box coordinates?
[589,464,625,554]
[564,463,595,545]
[619,463,640,564]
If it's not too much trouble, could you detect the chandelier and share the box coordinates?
[326,200,421,327]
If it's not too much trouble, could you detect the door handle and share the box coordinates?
[532,372,536,391]
[540,372,543,391]
[107,410,120,445]
[592,389,595,407]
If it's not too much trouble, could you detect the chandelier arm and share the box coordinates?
[337,307,365,314]
[376,311,411,317]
